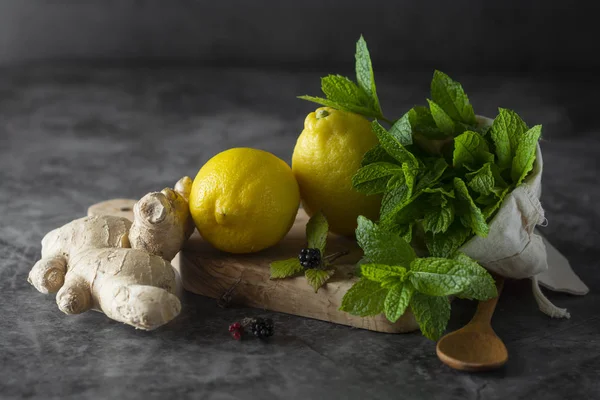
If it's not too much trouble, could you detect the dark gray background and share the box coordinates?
[1,2,599,400]
[0,0,599,75]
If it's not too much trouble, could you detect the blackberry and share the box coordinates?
[251,318,274,339]
[298,248,321,269]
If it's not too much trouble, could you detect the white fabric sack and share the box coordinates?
[459,145,589,318]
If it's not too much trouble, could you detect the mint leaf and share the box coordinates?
[305,268,335,293]
[306,211,328,252]
[453,131,495,170]
[340,278,388,317]
[490,108,528,169]
[430,70,476,125]
[352,162,402,195]
[384,283,414,323]
[297,96,382,119]
[410,292,451,341]
[408,258,472,296]
[482,187,509,219]
[425,221,472,258]
[451,252,498,301]
[398,222,414,244]
[356,216,416,266]
[388,112,413,146]
[372,121,419,168]
[270,258,304,279]
[414,158,448,193]
[355,36,382,117]
[379,196,422,231]
[454,178,489,237]
[408,106,447,139]
[423,201,455,234]
[380,186,410,221]
[360,263,407,282]
[361,144,397,166]
[379,164,417,221]
[465,162,495,196]
[321,74,369,106]
[427,99,455,135]
[422,187,455,198]
[511,125,542,185]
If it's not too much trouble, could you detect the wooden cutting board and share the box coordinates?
[88,199,419,333]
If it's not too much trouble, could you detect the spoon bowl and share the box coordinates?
[436,277,508,372]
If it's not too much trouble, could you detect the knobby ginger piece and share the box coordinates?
[28,177,194,330]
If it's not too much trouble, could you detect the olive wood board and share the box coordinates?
[88,199,418,333]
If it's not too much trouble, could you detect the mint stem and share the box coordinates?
[323,250,350,263]
[380,116,394,125]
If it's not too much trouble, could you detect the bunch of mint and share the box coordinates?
[300,35,541,340]
[340,217,497,340]
[300,35,541,259]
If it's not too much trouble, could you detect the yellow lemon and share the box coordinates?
[189,148,300,253]
[292,107,381,235]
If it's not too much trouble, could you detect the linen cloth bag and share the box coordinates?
[459,145,588,318]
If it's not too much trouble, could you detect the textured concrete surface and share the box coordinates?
[0,65,598,399]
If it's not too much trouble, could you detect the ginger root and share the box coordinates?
[28,215,131,294]
[129,177,194,261]
[56,247,180,329]
[28,176,194,330]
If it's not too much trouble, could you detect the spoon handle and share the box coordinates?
[469,277,504,326]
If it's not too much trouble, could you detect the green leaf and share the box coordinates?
[465,162,495,196]
[372,121,419,168]
[425,221,472,258]
[409,258,472,296]
[306,211,329,252]
[453,131,495,170]
[423,201,455,234]
[414,158,448,193]
[270,258,304,279]
[490,108,528,169]
[511,125,542,185]
[398,222,415,244]
[360,263,407,282]
[297,96,382,119]
[379,164,417,221]
[427,99,455,135]
[451,253,498,301]
[410,292,451,341]
[408,106,447,139]
[352,162,402,195]
[388,112,413,146]
[454,178,489,237]
[422,186,455,198]
[361,144,397,166]
[355,36,382,116]
[356,216,416,266]
[482,187,509,219]
[430,70,476,125]
[321,75,369,106]
[380,186,410,221]
[340,279,389,317]
[305,268,335,293]
[384,283,414,323]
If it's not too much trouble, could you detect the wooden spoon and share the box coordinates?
[436,277,508,372]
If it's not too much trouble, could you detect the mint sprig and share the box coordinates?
[299,35,390,123]
[341,217,497,340]
[269,211,341,293]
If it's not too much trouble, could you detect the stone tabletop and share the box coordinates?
[1,65,598,399]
